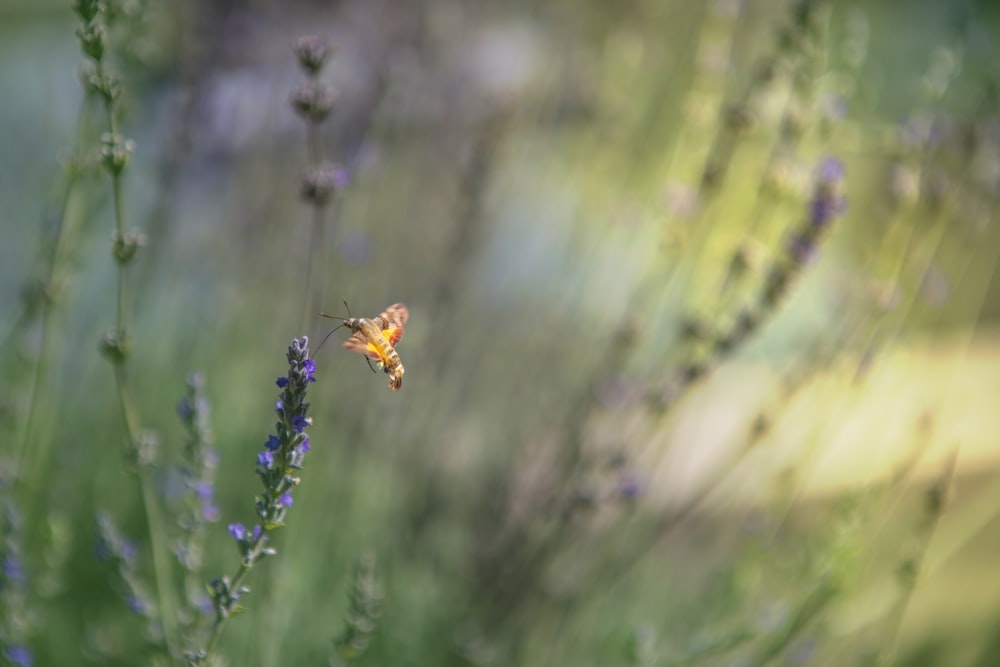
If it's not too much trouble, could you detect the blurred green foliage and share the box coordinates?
[1,0,1000,665]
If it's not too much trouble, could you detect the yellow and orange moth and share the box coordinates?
[320,303,408,391]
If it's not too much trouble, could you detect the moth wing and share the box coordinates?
[375,304,408,347]
[376,303,409,328]
[383,325,404,348]
[342,332,382,360]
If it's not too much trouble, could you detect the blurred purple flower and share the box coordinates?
[787,233,818,265]
[3,646,33,667]
[619,473,643,501]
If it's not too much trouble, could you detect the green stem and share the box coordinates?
[877,452,959,666]
[112,364,180,657]
[18,175,78,468]
[112,171,128,333]
[139,464,181,656]
[94,56,180,659]
[203,540,265,658]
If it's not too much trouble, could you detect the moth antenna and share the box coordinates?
[314,321,346,353]
[342,300,356,319]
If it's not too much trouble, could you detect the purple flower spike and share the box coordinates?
[209,337,316,624]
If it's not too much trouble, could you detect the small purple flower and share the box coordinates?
[257,451,275,470]
[196,594,214,615]
[299,435,311,453]
[291,414,310,433]
[302,359,317,383]
[275,400,284,414]
[196,480,220,520]
[2,555,25,584]
[4,645,33,667]
[265,434,281,451]
[176,397,193,421]
[276,376,289,388]
[95,538,112,562]
[120,538,138,563]
[201,501,221,522]
[808,157,847,227]
[127,594,149,615]
[816,156,845,185]
[809,194,846,227]
[228,523,247,541]
[787,233,818,265]
[278,493,294,508]
[334,166,351,189]
[252,525,263,542]
[619,474,643,500]
[196,480,214,502]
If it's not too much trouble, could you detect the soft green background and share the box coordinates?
[2,0,1000,665]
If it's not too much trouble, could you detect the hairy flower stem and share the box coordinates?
[77,8,181,651]
[203,534,261,657]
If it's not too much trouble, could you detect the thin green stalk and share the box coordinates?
[108,265,180,661]
[85,34,181,657]
[111,171,128,332]
[877,451,959,667]
[204,549,257,657]
[18,177,79,468]
[750,578,839,666]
